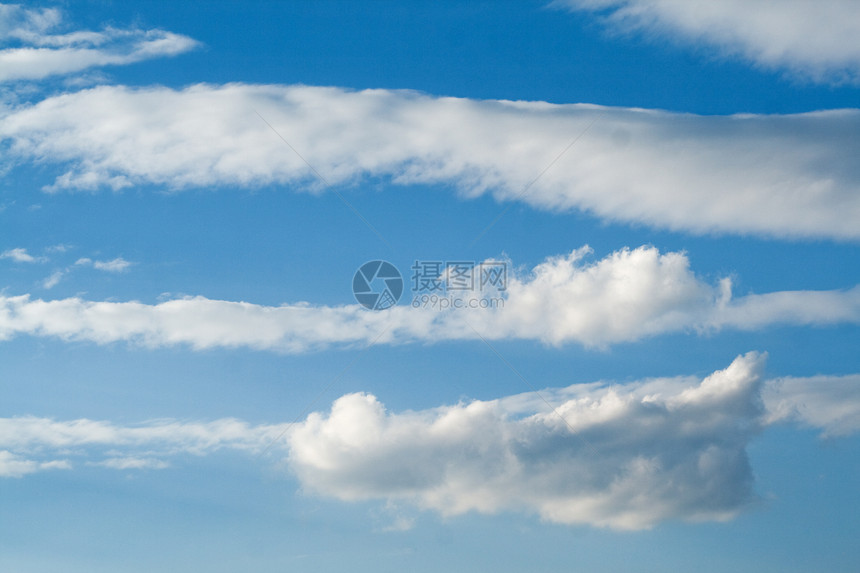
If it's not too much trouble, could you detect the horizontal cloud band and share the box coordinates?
[3,353,858,529]
[2,84,860,238]
[1,246,858,351]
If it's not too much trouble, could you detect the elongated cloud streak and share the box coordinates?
[0,416,287,477]
[557,0,860,84]
[763,374,860,436]
[0,2,198,83]
[1,246,858,351]
[2,84,859,238]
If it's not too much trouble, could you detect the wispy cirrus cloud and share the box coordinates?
[3,354,858,528]
[0,415,287,478]
[39,255,133,289]
[40,270,64,289]
[0,2,198,83]
[1,246,858,351]
[556,0,860,84]
[1,84,859,239]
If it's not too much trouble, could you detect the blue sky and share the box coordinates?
[1,1,859,571]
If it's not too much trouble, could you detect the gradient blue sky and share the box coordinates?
[1,1,859,571]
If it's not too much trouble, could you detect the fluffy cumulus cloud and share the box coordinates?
[4,354,858,529]
[558,0,860,84]
[287,356,860,530]
[1,246,859,351]
[2,85,860,239]
[0,2,198,83]
[289,352,760,529]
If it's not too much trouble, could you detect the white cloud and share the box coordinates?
[93,457,170,470]
[2,85,860,239]
[40,270,64,289]
[473,246,716,346]
[763,374,860,437]
[286,357,860,530]
[0,291,397,352]
[0,415,289,477]
[288,353,767,529]
[557,0,860,84]
[3,355,858,528]
[0,450,70,478]
[39,255,132,289]
[1,246,858,351]
[93,257,131,272]
[0,247,43,263]
[0,415,285,454]
[76,256,132,272]
[0,4,61,42]
[285,355,860,529]
[0,2,199,83]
